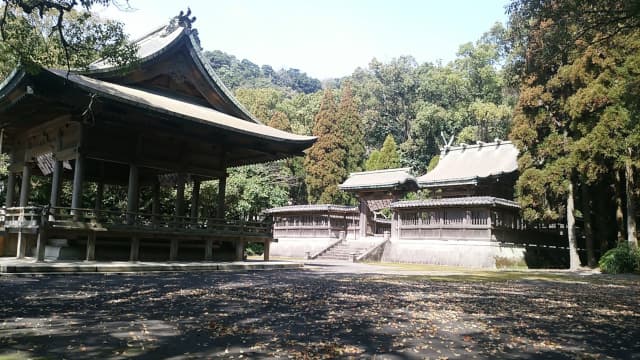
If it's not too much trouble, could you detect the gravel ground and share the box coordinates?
[0,262,639,359]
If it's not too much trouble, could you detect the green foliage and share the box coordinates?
[508,0,640,237]
[337,82,365,174]
[364,150,381,171]
[456,126,477,144]
[365,135,400,171]
[0,4,136,77]
[234,87,285,123]
[279,91,323,136]
[205,50,321,93]
[220,165,289,219]
[598,244,640,274]
[350,56,418,147]
[246,242,264,256]
[426,155,440,172]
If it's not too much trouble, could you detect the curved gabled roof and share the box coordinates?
[339,167,418,192]
[46,69,315,145]
[83,16,261,124]
[418,141,518,188]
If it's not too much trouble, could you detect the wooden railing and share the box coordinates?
[3,206,44,230]
[1,206,272,237]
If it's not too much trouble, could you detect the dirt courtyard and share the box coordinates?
[0,262,638,359]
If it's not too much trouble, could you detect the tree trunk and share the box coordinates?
[625,159,637,248]
[567,181,581,270]
[615,169,626,243]
[580,179,596,267]
[597,180,615,255]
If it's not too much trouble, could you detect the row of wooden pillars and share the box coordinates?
[5,155,228,223]
[5,151,257,262]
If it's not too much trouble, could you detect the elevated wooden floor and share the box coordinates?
[1,206,274,262]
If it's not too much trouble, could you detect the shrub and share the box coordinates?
[246,243,264,256]
[599,244,639,274]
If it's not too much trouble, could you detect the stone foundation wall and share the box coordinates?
[380,239,526,268]
[270,238,334,258]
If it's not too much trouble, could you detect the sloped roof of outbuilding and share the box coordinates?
[339,168,418,192]
[418,141,518,188]
[264,205,358,214]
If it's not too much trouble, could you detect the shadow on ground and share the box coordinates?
[0,268,638,359]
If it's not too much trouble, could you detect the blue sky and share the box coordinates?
[97,0,510,79]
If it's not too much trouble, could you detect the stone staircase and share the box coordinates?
[315,240,378,261]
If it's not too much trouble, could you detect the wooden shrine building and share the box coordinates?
[0,12,315,262]
[339,168,418,237]
[384,140,532,267]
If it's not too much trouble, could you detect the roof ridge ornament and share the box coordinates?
[163,8,201,48]
[163,9,196,33]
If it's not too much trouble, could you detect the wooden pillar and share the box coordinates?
[235,240,244,261]
[263,240,270,261]
[127,164,139,224]
[5,171,16,207]
[16,231,26,259]
[95,181,104,211]
[71,154,85,211]
[152,178,160,226]
[50,160,62,207]
[19,163,32,207]
[35,227,48,262]
[204,239,213,260]
[129,236,140,262]
[190,178,201,223]
[358,198,367,239]
[86,232,96,261]
[217,173,227,218]
[175,173,185,225]
[392,210,400,240]
[169,239,179,261]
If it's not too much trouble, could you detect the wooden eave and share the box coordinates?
[0,68,314,177]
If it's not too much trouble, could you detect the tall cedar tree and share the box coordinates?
[508,0,640,268]
[338,82,365,174]
[304,90,348,204]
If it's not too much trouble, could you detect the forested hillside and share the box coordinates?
[203,22,513,211]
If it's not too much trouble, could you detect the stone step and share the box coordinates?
[317,255,351,260]
[325,251,364,255]
[315,240,379,261]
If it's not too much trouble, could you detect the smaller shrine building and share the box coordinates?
[267,140,567,268]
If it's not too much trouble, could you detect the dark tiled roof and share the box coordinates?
[264,204,358,214]
[418,141,518,187]
[339,167,418,191]
[46,69,315,145]
[391,196,521,209]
